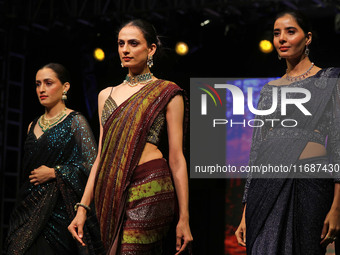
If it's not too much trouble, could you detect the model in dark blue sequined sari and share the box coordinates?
[243,68,340,254]
[5,112,104,255]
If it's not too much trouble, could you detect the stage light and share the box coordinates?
[175,42,189,56]
[93,48,105,61]
[200,19,211,27]
[259,40,273,53]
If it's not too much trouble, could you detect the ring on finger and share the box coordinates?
[327,236,337,241]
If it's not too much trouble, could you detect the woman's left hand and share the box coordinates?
[29,165,56,185]
[175,218,193,255]
[320,207,340,246]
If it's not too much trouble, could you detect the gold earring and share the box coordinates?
[62,91,67,100]
[147,55,153,68]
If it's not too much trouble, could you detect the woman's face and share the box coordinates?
[273,14,311,60]
[36,67,67,108]
[118,25,155,69]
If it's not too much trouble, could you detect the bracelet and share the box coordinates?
[74,203,91,212]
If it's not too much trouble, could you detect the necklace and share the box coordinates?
[38,107,67,132]
[123,73,153,87]
[285,62,314,82]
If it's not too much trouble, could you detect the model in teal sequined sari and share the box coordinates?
[6,112,104,255]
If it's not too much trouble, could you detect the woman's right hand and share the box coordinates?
[68,208,87,246]
[235,205,246,247]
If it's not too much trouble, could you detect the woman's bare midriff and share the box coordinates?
[299,142,327,160]
[138,142,163,165]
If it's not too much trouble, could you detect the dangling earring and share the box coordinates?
[121,62,124,68]
[147,55,153,68]
[62,91,67,101]
[305,45,310,56]
[278,54,282,60]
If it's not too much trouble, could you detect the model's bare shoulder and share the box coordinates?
[98,87,113,100]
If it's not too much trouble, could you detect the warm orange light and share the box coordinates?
[93,48,105,61]
[259,40,273,53]
[175,42,189,56]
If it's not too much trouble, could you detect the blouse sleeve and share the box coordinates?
[327,78,340,182]
[54,113,97,196]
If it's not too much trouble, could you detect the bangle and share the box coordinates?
[74,203,91,212]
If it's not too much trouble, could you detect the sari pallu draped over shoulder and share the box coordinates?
[94,80,184,252]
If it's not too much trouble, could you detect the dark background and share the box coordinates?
[1,0,340,254]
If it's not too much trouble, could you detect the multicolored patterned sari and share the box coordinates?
[94,80,184,254]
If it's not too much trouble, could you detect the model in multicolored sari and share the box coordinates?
[68,20,193,255]
[235,11,340,254]
[5,63,104,255]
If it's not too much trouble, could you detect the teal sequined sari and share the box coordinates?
[6,112,104,255]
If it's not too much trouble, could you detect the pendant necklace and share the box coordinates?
[285,62,314,82]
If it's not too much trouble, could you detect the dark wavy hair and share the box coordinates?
[40,63,70,84]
